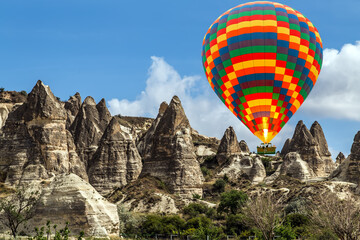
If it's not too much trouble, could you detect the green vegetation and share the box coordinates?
[115,189,360,240]
[212,179,226,193]
[218,190,248,215]
[30,221,71,240]
[0,87,4,93]
[1,182,358,239]
[0,186,41,238]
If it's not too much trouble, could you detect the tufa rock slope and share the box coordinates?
[140,96,204,198]
[88,117,142,196]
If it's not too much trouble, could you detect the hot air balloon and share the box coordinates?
[201,1,323,154]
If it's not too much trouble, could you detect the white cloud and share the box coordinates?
[302,41,360,120]
[108,56,284,151]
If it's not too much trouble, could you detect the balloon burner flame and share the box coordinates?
[263,129,268,143]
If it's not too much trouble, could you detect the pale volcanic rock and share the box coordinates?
[279,152,315,181]
[281,120,335,177]
[330,131,360,184]
[191,130,220,161]
[218,155,266,184]
[29,174,119,237]
[70,96,111,168]
[88,117,142,196]
[0,81,87,185]
[215,127,264,183]
[216,127,242,166]
[140,96,204,198]
[239,140,250,153]
[115,116,153,143]
[310,121,331,157]
[0,104,9,129]
[123,193,179,214]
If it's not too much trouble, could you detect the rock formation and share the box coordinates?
[276,152,315,181]
[140,96,204,198]
[216,127,242,166]
[310,121,331,157]
[0,81,87,185]
[192,130,219,161]
[336,152,346,165]
[88,117,142,195]
[330,131,360,183]
[115,116,153,143]
[64,92,82,129]
[0,91,27,129]
[29,174,119,237]
[281,120,335,177]
[239,140,250,153]
[137,101,168,158]
[215,127,265,183]
[218,155,266,183]
[0,105,9,129]
[70,97,111,168]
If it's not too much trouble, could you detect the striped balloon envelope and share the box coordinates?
[201,1,323,143]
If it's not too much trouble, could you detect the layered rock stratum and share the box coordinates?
[70,97,111,169]
[88,117,142,195]
[0,80,87,184]
[29,174,119,237]
[140,96,204,198]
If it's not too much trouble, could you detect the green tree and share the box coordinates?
[213,179,226,193]
[274,224,297,240]
[0,186,40,238]
[225,214,249,235]
[217,190,248,215]
[185,216,212,230]
[0,87,4,93]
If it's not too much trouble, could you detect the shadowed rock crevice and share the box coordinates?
[70,96,111,169]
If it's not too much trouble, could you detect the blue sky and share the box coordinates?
[1,0,360,157]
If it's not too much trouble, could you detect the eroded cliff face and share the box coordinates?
[64,92,82,129]
[216,127,265,183]
[281,120,335,177]
[88,117,142,196]
[70,97,111,169]
[330,131,360,183]
[0,91,27,129]
[28,174,119,237]
[0,81,87,185]
[140,96,204,198]
[266,152,315,182]
[216,127,242,166]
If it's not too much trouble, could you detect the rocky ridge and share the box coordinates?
[0,80,87,185]
[216,127,266,183]
[29,174,119,237]
[140,96,204,198]
[2,81,360,238]
[281,120,335,177]
[88,117,142,195]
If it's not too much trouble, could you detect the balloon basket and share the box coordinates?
[257,142,276,155]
